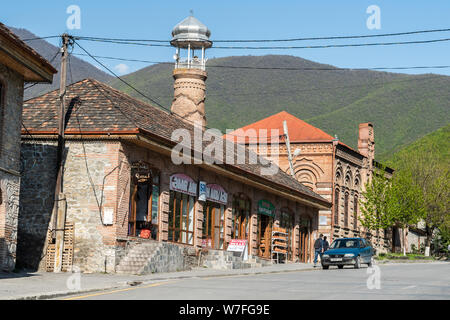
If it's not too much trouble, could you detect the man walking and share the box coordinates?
[323,236,330,253]
[314,234,324,267]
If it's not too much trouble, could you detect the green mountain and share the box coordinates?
[387,123,450,167]
[9,27,113,100]
[109,54,450,161]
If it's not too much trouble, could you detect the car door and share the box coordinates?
[360,239,369,263]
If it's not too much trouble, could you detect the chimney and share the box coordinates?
[170,15,212,129]
[358,122,375,166]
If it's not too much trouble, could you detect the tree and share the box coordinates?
[359,168,393,248]
[393,144,450,256]
[387,169,424,255]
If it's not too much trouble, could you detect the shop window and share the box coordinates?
[168,190,195,245]
[128,163,160,240]
[231,194,251,241]
[202,202,225,250]
[280,209,295,261]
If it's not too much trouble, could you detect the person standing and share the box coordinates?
[313,234,324,267]
[323,236,330,253]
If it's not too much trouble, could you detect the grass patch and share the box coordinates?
[375,253,435,261]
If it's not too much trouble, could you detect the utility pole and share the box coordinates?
[51,33,70,272]
[283,120,296,178]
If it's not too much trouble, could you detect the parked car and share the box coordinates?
[321,237,374,269]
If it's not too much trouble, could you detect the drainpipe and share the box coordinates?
[331,137,338,242]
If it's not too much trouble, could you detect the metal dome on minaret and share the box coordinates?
[170,13,211,129]
[170,13,212,70]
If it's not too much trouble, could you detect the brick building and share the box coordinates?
[18,79,330,273]
[225,111,395,252]
[0,23,56,271]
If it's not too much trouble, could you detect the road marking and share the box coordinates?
[62,280,179,300]
[402,285,417,290]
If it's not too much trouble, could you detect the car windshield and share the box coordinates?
[330,239,360,249]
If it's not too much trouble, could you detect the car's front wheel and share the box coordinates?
[322,265,329,270]
[354,256,361,269]
[368,257,374,267]
[338,265,344,269]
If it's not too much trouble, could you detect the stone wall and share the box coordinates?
[16,142,57,270]
[0,63,24,271]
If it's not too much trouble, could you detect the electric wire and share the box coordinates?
[74,27,450,43]
[75,36,450,50]
[71,52,450,72]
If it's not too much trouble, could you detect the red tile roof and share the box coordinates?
[224,111,361,155]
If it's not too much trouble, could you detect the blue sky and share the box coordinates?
[2,0,450,75]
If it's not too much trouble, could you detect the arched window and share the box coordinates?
[353,195,358,230]
[344,192,349,228]
[334,189,340,225]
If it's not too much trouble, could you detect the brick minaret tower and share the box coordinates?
[170,15,212,129]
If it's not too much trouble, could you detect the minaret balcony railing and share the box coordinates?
[175,58,206,71]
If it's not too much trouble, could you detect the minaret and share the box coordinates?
[170,14,212,129]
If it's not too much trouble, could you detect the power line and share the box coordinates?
[211,37,450,50]
[74,27,450,43]
[75,36,450,50]
[22,35,61,41]
[71,52,450,72]
[24,48,61,90]
[74,40,166,109]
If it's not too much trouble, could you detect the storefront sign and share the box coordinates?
[258,199,275,218]
[205,184,228,205]
[170,174,197,197]
[227,239,248,261]
[198,181,207,201]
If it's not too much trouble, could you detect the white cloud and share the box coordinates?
[114,63,130,75]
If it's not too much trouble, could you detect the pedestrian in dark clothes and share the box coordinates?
[313,234,324,267]
[323,236,330,253]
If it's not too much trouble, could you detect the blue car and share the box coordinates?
[321,237,374,269]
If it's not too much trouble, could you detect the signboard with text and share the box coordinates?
[258,199,275,218]
[227,239,248,261]
[170,173,197,197]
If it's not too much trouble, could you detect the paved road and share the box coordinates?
[61,262,450,300]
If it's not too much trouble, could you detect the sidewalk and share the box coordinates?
[0,263,316,300]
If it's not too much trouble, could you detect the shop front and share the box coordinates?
[128,161,160,240]
[256,200,275,260]
[279,209,295,261]
[298,216,312,263]
[168,173,197,245]
[231,193,251,243]
[200,183,227,250]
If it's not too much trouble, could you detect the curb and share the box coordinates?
[5,266,318,300]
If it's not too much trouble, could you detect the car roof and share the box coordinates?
[332,237,364,240]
